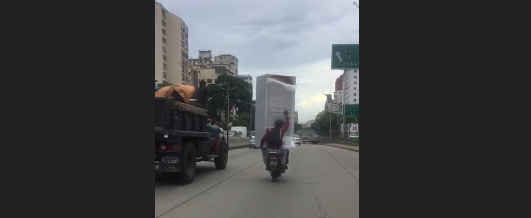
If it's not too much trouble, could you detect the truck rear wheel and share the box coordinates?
[214,139,228,170]
[179,141,196,184]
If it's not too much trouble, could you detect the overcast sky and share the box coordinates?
[158,0,359,123]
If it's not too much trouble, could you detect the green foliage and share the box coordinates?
[232,112,250,127]
[313,113,359,136]
[294,123,303,132]
[206,74,253,127]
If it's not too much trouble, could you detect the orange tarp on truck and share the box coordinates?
[155,85,196,104]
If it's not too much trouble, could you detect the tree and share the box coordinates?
[206,74,253,127]
[232,112,250,128]
[313,113,360,137]
[294,123,303,132]
[311,122,319,132]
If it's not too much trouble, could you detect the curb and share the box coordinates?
[323,144,359,152]
[229,144,249,150]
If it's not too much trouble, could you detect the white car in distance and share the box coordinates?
[293,135,301,146]
[249,131,257,149]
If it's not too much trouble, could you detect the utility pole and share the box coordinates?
[329,90,332,138]
[249,101,253,135]
[343,95,346,138]
[216,81,237,146]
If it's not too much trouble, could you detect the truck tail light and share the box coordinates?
[156,144,179,152]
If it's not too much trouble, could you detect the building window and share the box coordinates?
[163,63,167,70]
[161,10,166,19]
[162,29,166,36]
[354,99,357,102]
[162,46,166,54]
[354,81,357,84]
[163,55,167,62]
[354,76,357,79]
[354,87,357,90]
[207,79,212,83]
[162,37,166,44]
[162,20,166,27]
[354,93,357,96]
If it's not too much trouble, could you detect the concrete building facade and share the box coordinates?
[155,2,190,85]
[342,69,359,105]
[215,54,239,76]
[237,75,252,85]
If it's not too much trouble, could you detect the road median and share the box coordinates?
[322,143,359,152]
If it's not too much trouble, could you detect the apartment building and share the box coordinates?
[198,68,234,86]
[215,54,239,76]
[342,69,359,105]
[334,90,343,113]
[189,50,214,66]
[335,75,344,92]
[155,2,190,85]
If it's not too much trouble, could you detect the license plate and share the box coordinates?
[269,160,278,166]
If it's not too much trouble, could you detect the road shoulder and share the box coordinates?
[322,143,359,152]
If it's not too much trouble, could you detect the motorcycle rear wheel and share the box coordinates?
[271,172,279,182]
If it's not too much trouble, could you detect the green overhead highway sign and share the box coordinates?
[331,44,359,70]
[344,104,359,116]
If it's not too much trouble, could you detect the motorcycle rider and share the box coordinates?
[259,110,290,172]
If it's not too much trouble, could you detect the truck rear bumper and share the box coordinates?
[155,154,182,173]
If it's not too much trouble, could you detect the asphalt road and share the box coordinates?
[155,144,359,218]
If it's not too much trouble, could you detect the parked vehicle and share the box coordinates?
[249,131,257,149]
[349,134,359,139]
[293,135,301,145]
[231,126,247,138]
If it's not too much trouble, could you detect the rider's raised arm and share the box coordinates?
[281,113,290,133]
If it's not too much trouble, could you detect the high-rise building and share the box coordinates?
[335,75,344,91]
[342,69,359,105]
[334,91,343,113]
[155,2,190,85]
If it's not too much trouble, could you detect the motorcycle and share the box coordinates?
[266,148,285,182]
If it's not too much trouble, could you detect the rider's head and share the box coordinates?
[274,119,285,128]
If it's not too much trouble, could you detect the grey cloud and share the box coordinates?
[158,0,359,121]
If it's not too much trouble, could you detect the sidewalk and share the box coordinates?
[323,143,359,152]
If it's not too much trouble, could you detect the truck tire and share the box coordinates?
[179,141,196,184]
[214,139,228,170]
